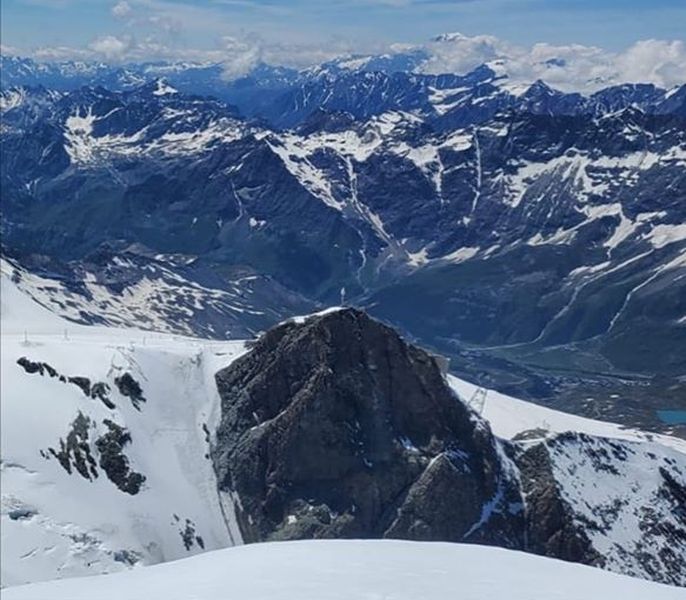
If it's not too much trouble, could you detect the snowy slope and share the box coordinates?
[449,375,686,454]
[1,273,245,586]
[0,254,313,341]
[541,431,686,582]
[4,540,685,600]
[449,376,686,585]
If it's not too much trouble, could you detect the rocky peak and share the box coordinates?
[212,308,523,545]
[210,309,686,586]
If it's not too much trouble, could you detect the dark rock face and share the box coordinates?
[210,310,686,585]
[514,441,604,566]
[114,373,146,411]
[213,308,524,546]
[17,357,58,378]
[95,419,146,495]
[17,356,116,409]
[48,412,99,481]
[45,412,145,495]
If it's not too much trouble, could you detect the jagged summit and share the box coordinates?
[212,307,523,545]
[210,308,686,586]
[2,279,685,586]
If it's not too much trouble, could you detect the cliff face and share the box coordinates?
[212,308,524,547]
[212,308,686,587]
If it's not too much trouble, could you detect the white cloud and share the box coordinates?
[614,39,686,90]
[1,44,21,56]
[32,45,93,61]
[214,34,357,80]
[88,35,131,59]
[420,33,513,75]
[10,28,686,92]
[218,36,262,80]
[416,33,686,91]
[111,1,132,19]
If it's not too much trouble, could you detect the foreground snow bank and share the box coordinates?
[5,540,684,600]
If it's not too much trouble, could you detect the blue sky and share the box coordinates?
[2,0,685,58]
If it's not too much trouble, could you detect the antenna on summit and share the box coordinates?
[340,286,347,306]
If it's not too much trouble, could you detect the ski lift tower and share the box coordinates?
[467,386,488,415]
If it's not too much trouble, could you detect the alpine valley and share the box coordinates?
[1,42,686,595]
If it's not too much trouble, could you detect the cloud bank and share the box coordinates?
[4,0,684,92]
[418,33,686,91]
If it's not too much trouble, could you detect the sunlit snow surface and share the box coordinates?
[1,274,246,586]
[449,375,686,452]
[4,540,685,600]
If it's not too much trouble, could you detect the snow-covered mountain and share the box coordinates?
[1,78,684,432]
[1,251,315,340]
[2,274,685,589]
[2,53,684,128]
[4,540,685,600]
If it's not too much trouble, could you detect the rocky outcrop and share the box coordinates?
[514,431,686,587]
[44,413,146,495]
[514,440,604,566]
[114,373,146,411]
[17,357,116,409]
[211,308,686,587]
[212,308,524,546]
[95,420,146,495]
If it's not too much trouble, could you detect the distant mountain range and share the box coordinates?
[1,54,685,433]
[3,53,685,127]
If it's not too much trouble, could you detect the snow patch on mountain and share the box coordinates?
[646,223,686,249]
[151,79,177,96]
[547,433,686,582]
[0,88,27,112]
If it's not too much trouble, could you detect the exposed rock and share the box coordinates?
[211,308,686,586]
[17,357,115,408]
[114,373,146,411]
[112,550,141,566]
[7,507,37,521]
[90,381,115,409]
[68,376,91,397]
[17,357,57,378]
[514,431,686,586]
[177,518,204,551]
[213,308,523,546]
[514,440,604,566]
[47,412,99,481]
[95,419,146,495]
